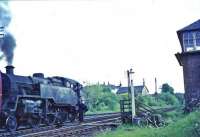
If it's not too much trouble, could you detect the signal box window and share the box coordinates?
[183,31,200,52]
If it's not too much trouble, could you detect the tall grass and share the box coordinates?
[97,111,200,137]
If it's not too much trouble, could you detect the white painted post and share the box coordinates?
[131,77,136,123]
[127,68,135,123]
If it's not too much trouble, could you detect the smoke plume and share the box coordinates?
[0,1,16,65]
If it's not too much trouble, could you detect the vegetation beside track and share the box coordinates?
[83,83,193,137]
[83,84,120,113]
[83,83,183,114]
[97,111,200,137]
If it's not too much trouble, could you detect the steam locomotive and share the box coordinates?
[0,66,87,131]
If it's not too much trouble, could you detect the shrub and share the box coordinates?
[83,84,120,113]
[159,92,179,106]
[137,95,166,107]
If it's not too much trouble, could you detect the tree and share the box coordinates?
[161,83,174,94]
[83,84,120,112]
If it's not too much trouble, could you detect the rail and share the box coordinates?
[0,112,121,137]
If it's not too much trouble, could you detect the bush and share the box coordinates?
[83,84,120,113]
[137,95,167,107]
[137,95,158,106]
[158,92,180,106]
[136,92,181,108]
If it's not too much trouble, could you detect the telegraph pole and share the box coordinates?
[127,68,135,123]
[155,77,157,94]
[127,70,131,99]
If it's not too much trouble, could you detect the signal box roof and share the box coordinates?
[177,19,200,52]
[177,19,200,33]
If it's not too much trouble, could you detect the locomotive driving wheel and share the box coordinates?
[46,114,56,125]
[54,111,64,126]
[6,115,17,131]
[78,110,84,122]
[68,112,75,122]
[28,115,41,128]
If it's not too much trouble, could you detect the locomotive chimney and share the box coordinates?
[5,65,14,75]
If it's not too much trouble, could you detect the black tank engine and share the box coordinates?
[0,66,87,131]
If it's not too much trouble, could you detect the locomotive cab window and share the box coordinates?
[183,31,200,52]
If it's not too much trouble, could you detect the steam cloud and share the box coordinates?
[0,1,16,65]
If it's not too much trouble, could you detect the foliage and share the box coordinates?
[162,108,184,124]
[119,93,129,100]
[136,92,180,107]
[161,83,174,94]
[158,92,180,106]
[175,93,185,105]
[97,111,200,137]
[137,95,165,107]
[83,84,120,113]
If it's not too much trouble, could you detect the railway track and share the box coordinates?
[0,112,121,137]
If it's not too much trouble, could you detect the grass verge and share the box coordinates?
[96,111,200,137]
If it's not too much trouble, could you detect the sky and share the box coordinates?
[1,0,200,93]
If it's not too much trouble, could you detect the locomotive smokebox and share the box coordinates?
[5,65,14,75]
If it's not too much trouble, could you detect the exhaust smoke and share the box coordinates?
[0,1,16,65]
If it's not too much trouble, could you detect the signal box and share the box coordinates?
[176,19,200,111]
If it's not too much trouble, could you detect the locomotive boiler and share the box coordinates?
[0,66,87,131]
